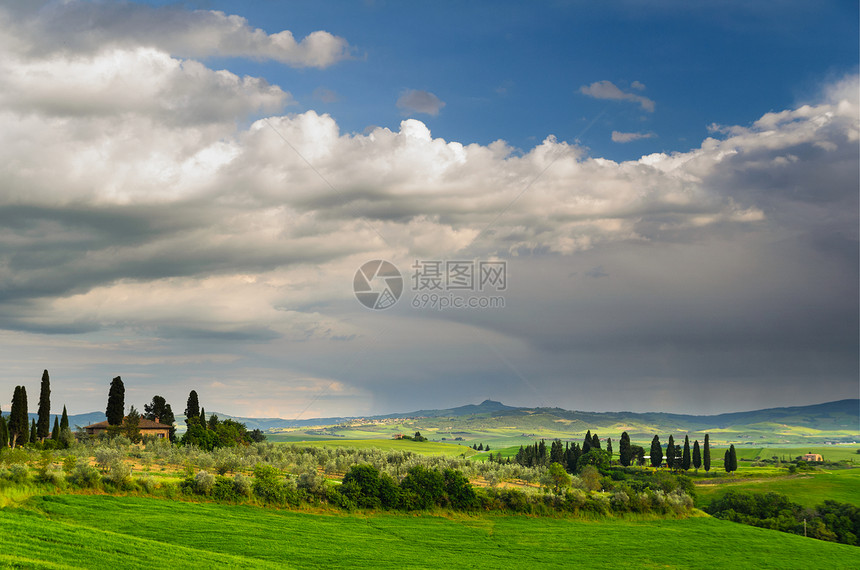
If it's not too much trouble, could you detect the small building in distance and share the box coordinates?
[801,453,823,462]
[84,418,171,439]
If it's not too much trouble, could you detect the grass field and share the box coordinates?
[277,438,479,456]
[1,494,857,569]
[694,467,860,509]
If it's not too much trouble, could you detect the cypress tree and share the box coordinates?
[703,434,711,472]
[693,440,701,470]
[51,417,60,440]
[666,435,675,469]
[650,435,662,468]
[36,369,51,442]
[606,437,613,460]
[582,430,592,454]
[9,386,28,448]
[724,449,731,472]
[0,416,7,448]
[200,407,206,429]
[29,419,37,444]
[60,406,69,431]
[185,391,200,424]
[105,376,125,425]
[591,433,600,450]
[681,435,691,470]
[550,439,564,465]
[728,444,737,473]
[619,431,632,467]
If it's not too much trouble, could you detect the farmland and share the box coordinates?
[1,494,859,569]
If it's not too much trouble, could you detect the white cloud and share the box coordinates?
[0,47,291,123]
[3,1,352,68]
[611,131,656,143]
[580,80,655,112]
[396,89,446,116]
[0,4,856,416]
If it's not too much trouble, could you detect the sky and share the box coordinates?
[0,0,857,420]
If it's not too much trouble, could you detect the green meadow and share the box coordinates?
[694,467,860,509]
[285,438,479,456]
[2,494,859,569]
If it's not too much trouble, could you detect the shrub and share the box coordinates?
[68,464,101,489]
[399,465,446,510]
[233,473,252,497]
[252,464,296,506]
[8,463,29,484]
[194,471,216,495]
[103,458,132,488]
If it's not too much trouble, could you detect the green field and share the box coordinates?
[277,438,479,457]
[1,494,858,569]
[695,467,860,509]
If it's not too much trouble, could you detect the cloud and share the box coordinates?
[313,87,340,103]
[396,89,446,116]
[611,131,656,143]
[580,80,655,112]
[0,3,855,415]
[2,1,352,68]
[0,47,291,123]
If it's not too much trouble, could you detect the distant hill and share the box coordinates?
[25,411,105,430]
[207,399,858,441]
[53,399,858,444]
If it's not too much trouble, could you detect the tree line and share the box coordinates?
[514,431,739,474]
[1,372,263,450]
[1,370,74,449]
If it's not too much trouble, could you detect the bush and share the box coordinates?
[233,473,252,497]
[103,458,132,488]
[68,464,101,489]
[194,471,216,495]
[8,463,29,484]
[252,464,297,506]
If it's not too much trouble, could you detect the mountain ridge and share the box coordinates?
[57,398,858,437]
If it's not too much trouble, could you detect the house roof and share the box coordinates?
[84,418,172,429]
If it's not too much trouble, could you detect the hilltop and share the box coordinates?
[149,398,858,447]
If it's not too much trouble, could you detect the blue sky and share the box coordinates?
[192,0,858,160]
[0,1,856,419]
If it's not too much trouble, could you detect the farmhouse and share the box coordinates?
[801,453,823,462]
[84,418,172,439]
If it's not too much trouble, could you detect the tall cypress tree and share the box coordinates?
[666,435,675,469]
[60,406,69,431]
[681,435,691,470]
[619,431,632,467]
[606,437,612,460]
[591,433,600,450]
[703,434,711,472]
[185,390,200,424]
[650,435,663,468]
[693,440,701,470]
[724,449,731,472]
[29,419,37,444]
[106,376,125,425]
[36,370,51,442]
[728,444,737,473]
[582,430,592,454]
[51,416,60,440]
[9,386,28,448]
